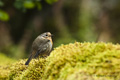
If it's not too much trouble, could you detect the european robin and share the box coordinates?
[25,32,53,65]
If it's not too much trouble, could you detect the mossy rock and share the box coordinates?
[0,53,16,65]
[0,53,16,80]
[0,42,120,80]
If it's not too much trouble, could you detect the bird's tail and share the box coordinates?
[34,51,39,58]
[25,54,33,65]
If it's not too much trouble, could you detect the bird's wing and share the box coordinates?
[32,37,45,50]
[34,40,49,58]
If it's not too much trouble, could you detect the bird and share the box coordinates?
[25,32,53,65]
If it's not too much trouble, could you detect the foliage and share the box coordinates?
[0,10,9,21]
[0,42,120,80]
[45,0,58,4]
[0,0,58,21]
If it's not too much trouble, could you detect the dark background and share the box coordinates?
[0,0,120,59]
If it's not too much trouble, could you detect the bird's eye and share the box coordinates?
[45,34,48,36]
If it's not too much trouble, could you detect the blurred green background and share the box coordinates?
[0,0,120,59]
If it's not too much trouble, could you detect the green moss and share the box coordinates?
[14,59,46,80]
[0,53,16,65]
[0,65,10,80]
[0,53,16,80]
[43,42,120,80]
[8,60,27,80]
[0,42,120,80]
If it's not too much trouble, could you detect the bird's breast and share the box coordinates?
[48,41,52,51]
